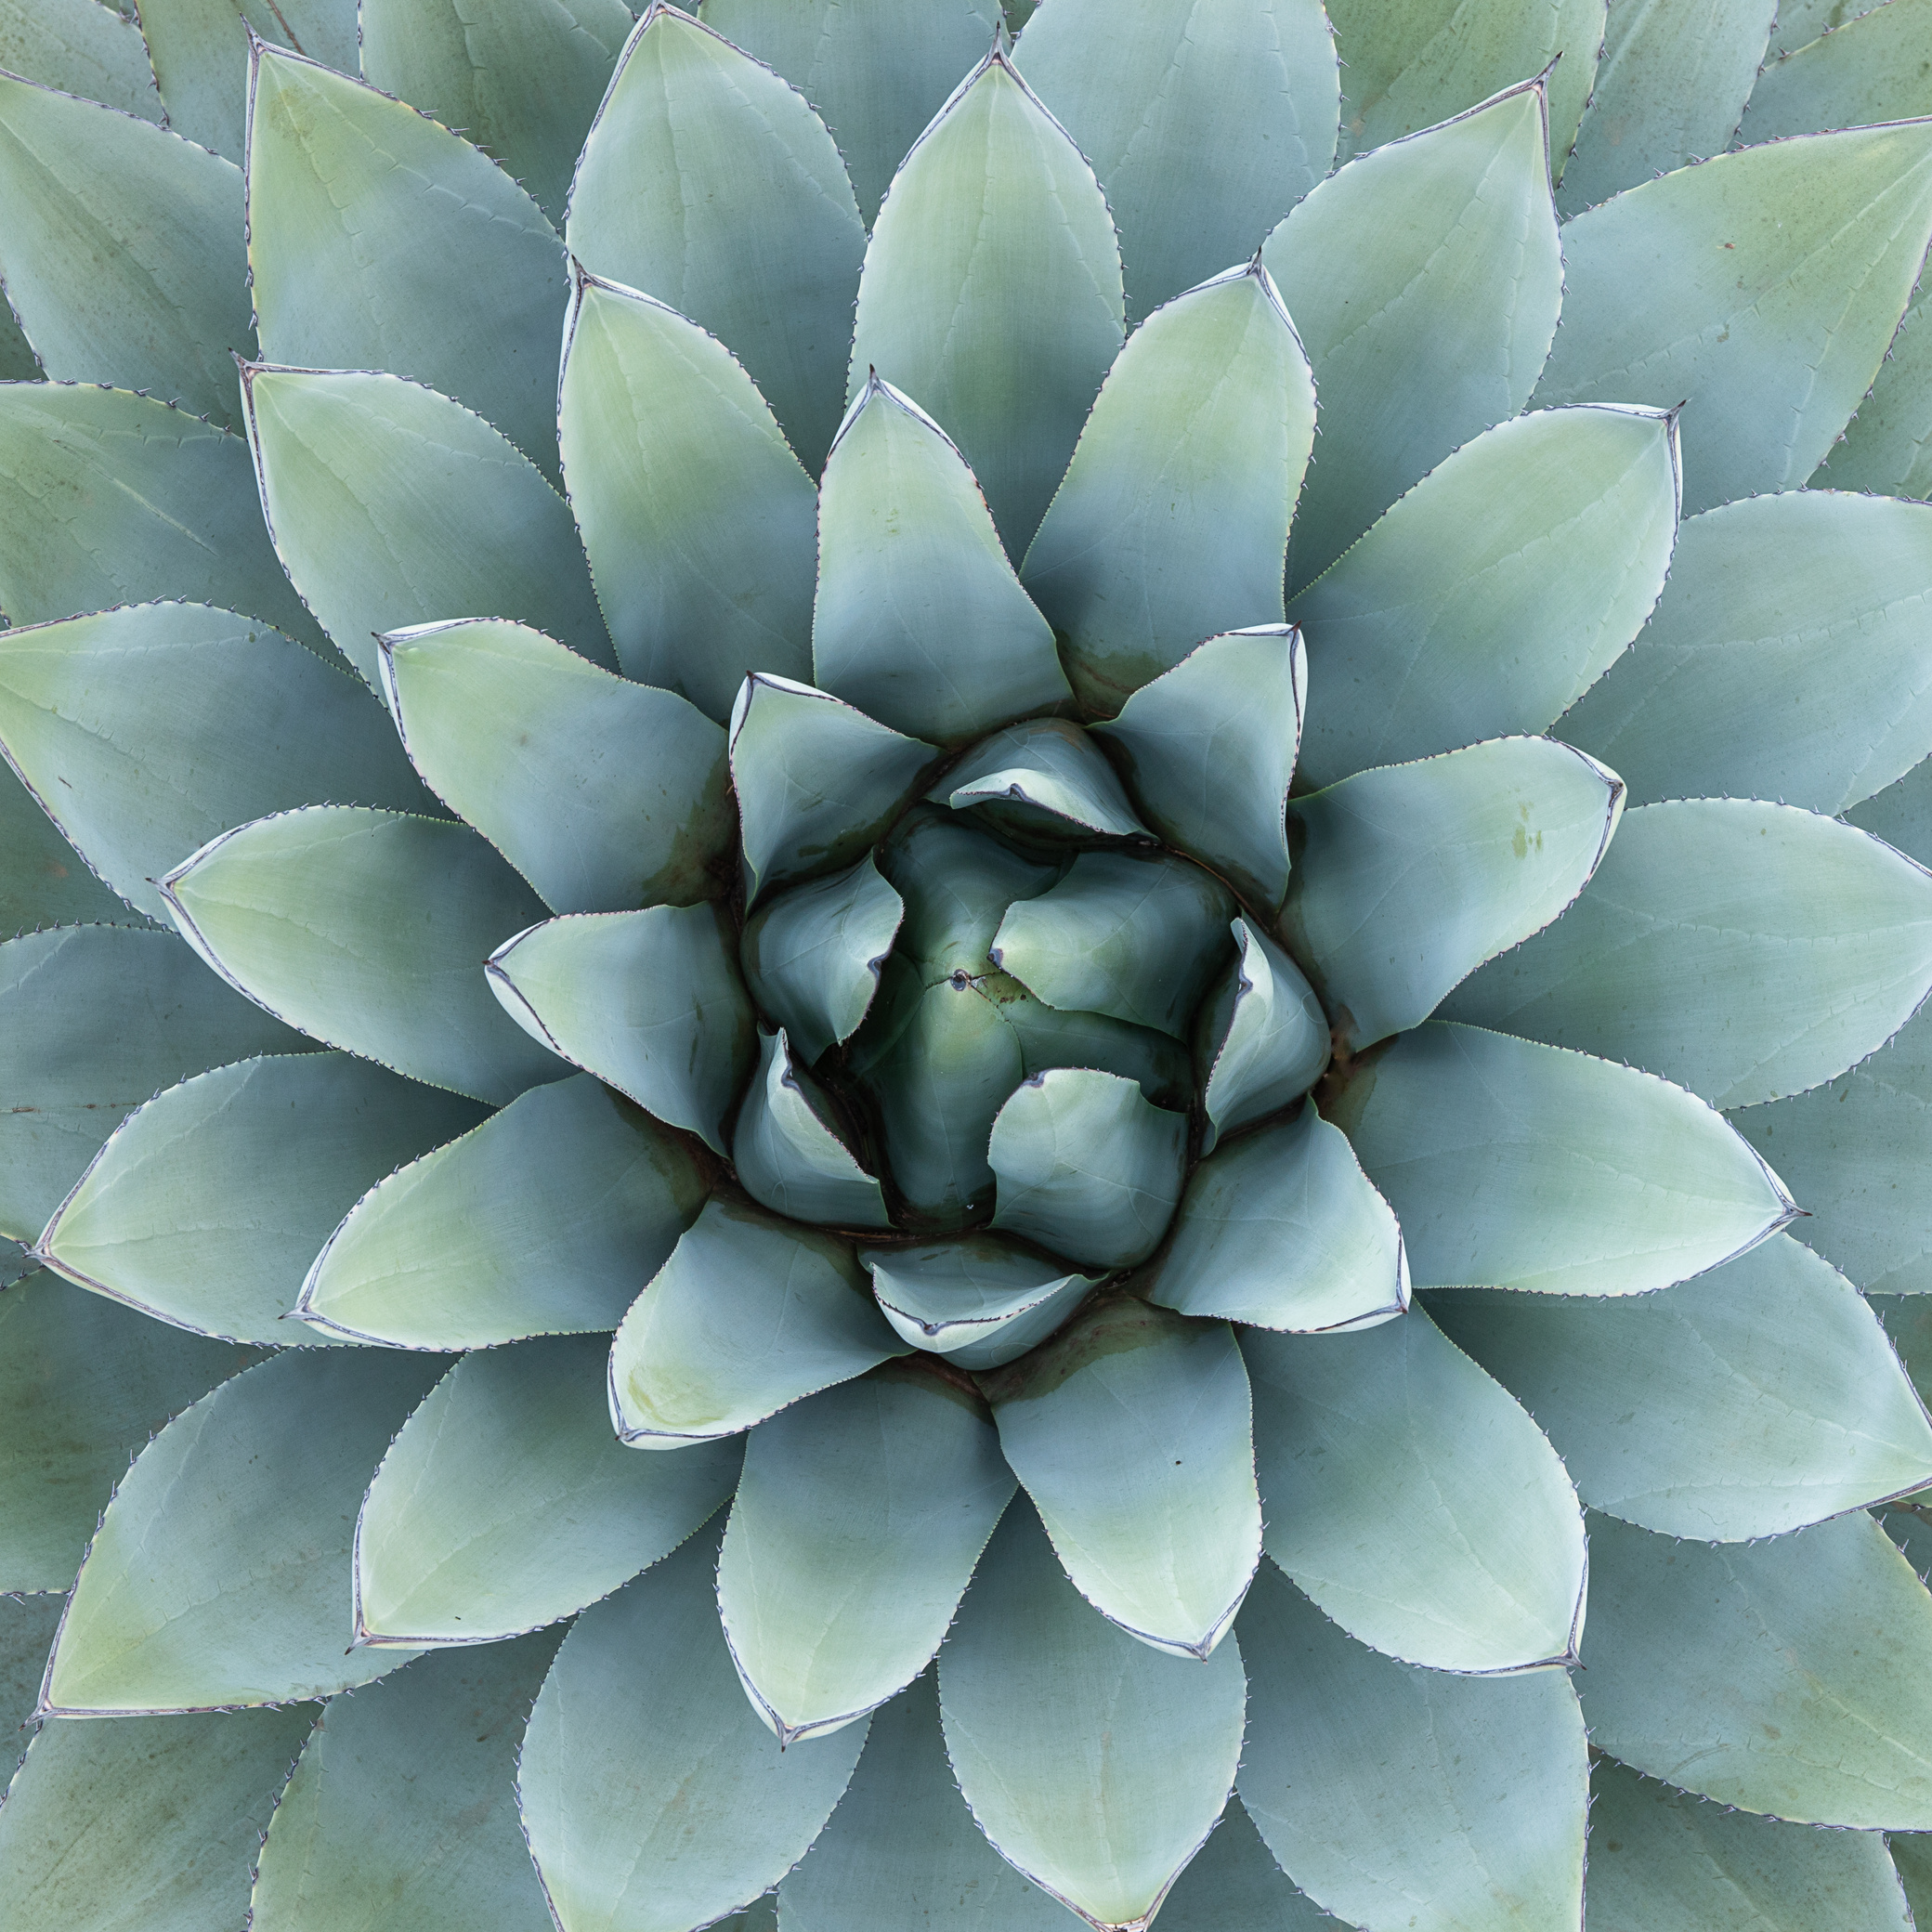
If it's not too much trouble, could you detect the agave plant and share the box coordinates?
[5,0,1932,1927]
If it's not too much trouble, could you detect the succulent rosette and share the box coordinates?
[7,2,1932,1928]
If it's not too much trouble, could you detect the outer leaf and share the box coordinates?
[37,1051,480,1345]
[986,1296,1262,1659]
[1329,1022,1795,1295]
[738,857,903,1064]
[1537,123,1932,515]
[733,1027,892,1228]
[1237,1560,1588,1932]
[0,0,162,122]
[0,1705,315,1932]
[1323,0,1601,165]
[1156,1801,1338,1932]
[813,374,1073,743]
[43,1349,438,1713]
[1443,801,1932,1108]
[1435,1234,1932,1539]
[1559,492,1932,815]
[1246,1309,1586,1673]
[1741,0,1932,144]
[1560,0,1779,215]
[242,364,610,687]
[699,0,1002,224]
[939,1500,1247,1932]
[1022,264,1313,711]
[0,601,430,922]
[1262,80,1562,587]
[1768,0,1865,58]
[0,1271,252,1592]
[1729,1002,1932,1295]
[485,903,752,1150]
[250,1633,561,1932]
[356,1336,739,1645]
[945,717,1147,838]
[247,43,567,477]
[297,1074,707,1348]
[566,4,865,473]
[847,46,1125,555]
[1290,406,1681,787]
[730,673,937,906]
[1585,1757,1913,1932]
[557,269,816,721]
[0,385,320,643]
[381,617,731,916]
[1,1590,60,1735]
[608,1195,908,1446]
[1578,1510,1932,1827]
[360,0,634,222]
[1821,282,1932,499]
[987,1066,1188,1269]
[0,762,129,937]
[777,1672,1073,1932]
[1090,626,1303,913]
[163,806,561,1106]
[518,1527,868,1932]
[1150,1108,1407,1333]
[1014,0,1338,320]
[718,1364,1013,1741]
[0,924,305,1243]
[1850,752,1932,864]
[992,849,1235,1039]
[1285,738,1625,1050]
[0,72,250,424]
[1194,920,1329,1154]
[862,1236,1103,1369]
[1897,1833,1932,1929]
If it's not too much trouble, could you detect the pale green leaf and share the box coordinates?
[985,1296,1261,1658]
[945,717,1146,838]
[1818,281,1932,499]
[987,1066,1188,1269]
[163,805,562,1105]
[0,601,431,922]
[567,5,865,473]
[1769,0,1863,57]
[0,384,320,645]
[1246,1307,1586,1673]
[0,1271,253,1592]
[0,924,306,1243]
[1443,801,1932,1107]
[939,1500,1247,1932]
[609,1195,907,1446]
[1150,1107,1408,1332]
[1579,1509,1932,1826]
[813,374,1072,743]
[298,1074,707,1348]
[0,71,250,424]
[1015,0,1338,320]
[733,1026,892,1228]
[45,1349,438,1713]
[0,762,130,938]
[1535,122,1932,515]
[1022,265,1312,711]
[1741,0,1932,144]
[247,43,568,478]
[1848,754,1932,865]
[1330,1021,1795,1295]
[0,0,162,122]
[39,1051,481,1345]
[0,1704,315,1932]
[356,1336,739,1645]
[242,364,610,688]
[847,46,1124,554]
[738,857,903,1064]
[360,0,635,222]
[719,1364,1012,1741]
[1195,920,1329,1155]
[556,269,816,721]
[519,1526,868,1932]
[382,617,731,916]
[1,1591,60,1736]
[1090,626,1303,913]
[1264,79,1562,586]
[1285,738,1625,1050]
[1290,406,1681,787]
[862,1235,1103,1369]
[251,1632,561,1932]
[1238,1560,1588,1932]
[485,902,751,1150]
[1560,493,1932,814]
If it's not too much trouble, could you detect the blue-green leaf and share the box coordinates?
[733,1027,892,1228]
[1156,1801,1339,1932]
[1740,0,1932,145]
[739,857,903,1064]
[861,1236,1102,1370]
[1818,281,1932,500]
[0,762,130,939]
[944,718,1147,838]
[1195,920,1329,1154]
[0,0,161,121]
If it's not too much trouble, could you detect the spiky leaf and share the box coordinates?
[739,857,904,1064]
[733,1027,892,1228]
